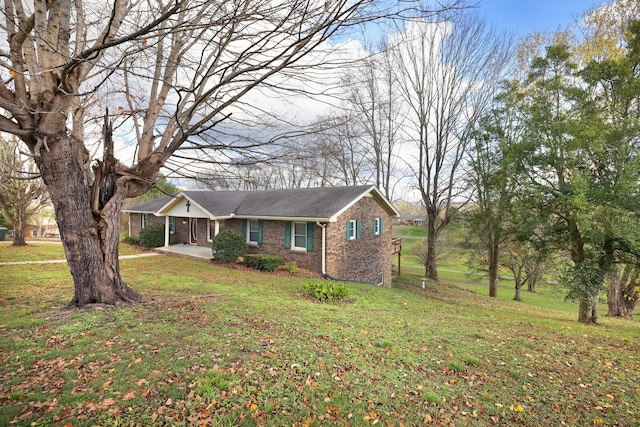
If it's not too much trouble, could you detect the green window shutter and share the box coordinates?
[284,221,291,249]
[346,220,350,240]
[356,220,361,239]
[380,218,384,234]
[258,220,264,245]
[241,219,247,237]
[306,222,314,252]
[372,218,376,235]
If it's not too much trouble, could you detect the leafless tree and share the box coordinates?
[0,0,465,306]
[391,12,513,281]
[0,136,49,246]
[341,44,405,200]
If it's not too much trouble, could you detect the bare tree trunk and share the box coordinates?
[12,216,27,246]
[607,266,638,318]
[607,268,625,316]
[527,279,536,293]
[425,212,438,281]
[488,241,499,298]
[578,297,599,324]
[35,130,142,307]
[514,281,522,301]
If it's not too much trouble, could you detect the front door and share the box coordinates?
[189,218,197,244]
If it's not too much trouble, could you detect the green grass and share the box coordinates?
[0,250,638,426]
[0,241,146,262]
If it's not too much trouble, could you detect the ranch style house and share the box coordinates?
[124,185,399,286]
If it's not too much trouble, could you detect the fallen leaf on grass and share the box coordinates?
[99,397,117,408]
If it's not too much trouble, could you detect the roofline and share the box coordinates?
[122,209,155,214]
[235,215,334,223]
[124,186,400,219]
[331,185,400,219]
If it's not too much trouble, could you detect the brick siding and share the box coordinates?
[129,196,394,286]
[325,197,394,286]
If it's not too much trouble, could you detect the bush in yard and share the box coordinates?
[211,230,248,261]
[302,280,348,303]
[139,223,165,248]
[243,254,283,271]
[121,234,140,245]
[285,261,298,274]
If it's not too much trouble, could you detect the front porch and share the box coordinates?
[156,244,213,261]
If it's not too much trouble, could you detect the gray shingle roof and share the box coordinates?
[124,185,397,220]
[123,195,173,213]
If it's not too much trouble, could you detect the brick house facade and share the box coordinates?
[125,186,398,286]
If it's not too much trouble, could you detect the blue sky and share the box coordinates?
[477,0,609,38]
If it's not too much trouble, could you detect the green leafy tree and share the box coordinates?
[507,27,640,322]
[466,84,523,298]
[577,19,640,317]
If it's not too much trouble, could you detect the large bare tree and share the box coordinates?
[0,136,49,245]
[391,12,513,281]
[0,0,464,306]
[342,45,405,201]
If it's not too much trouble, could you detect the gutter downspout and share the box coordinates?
[316,221,327,276]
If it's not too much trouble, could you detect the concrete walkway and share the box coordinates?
[0,241,212,265]
[156,244,213,260]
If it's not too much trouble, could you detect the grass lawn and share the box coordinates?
[0,241,147,262]
[1,252,639,426]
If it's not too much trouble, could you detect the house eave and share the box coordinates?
[122,209,155,214]
[331,185,400,219]
[235,215,334,223]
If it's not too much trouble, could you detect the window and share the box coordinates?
[248,220,259,244]
[140,214,149,229]
[346,220,361,240]
[293,222,307,250]
[377,272,384,286]
[373,217,383,236]
[284,222,313,251]
[242,219,263,245]
[169,216,176,234]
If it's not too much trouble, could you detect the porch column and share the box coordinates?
[164,216,170,247]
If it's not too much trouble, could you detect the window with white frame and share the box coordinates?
[293,222,307,250]
[377,272,384,286]
[373,217,383,236]
[169,216,176,234]
[140,214,149,229]
[346,220,360,240]
[248,220,260,244]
